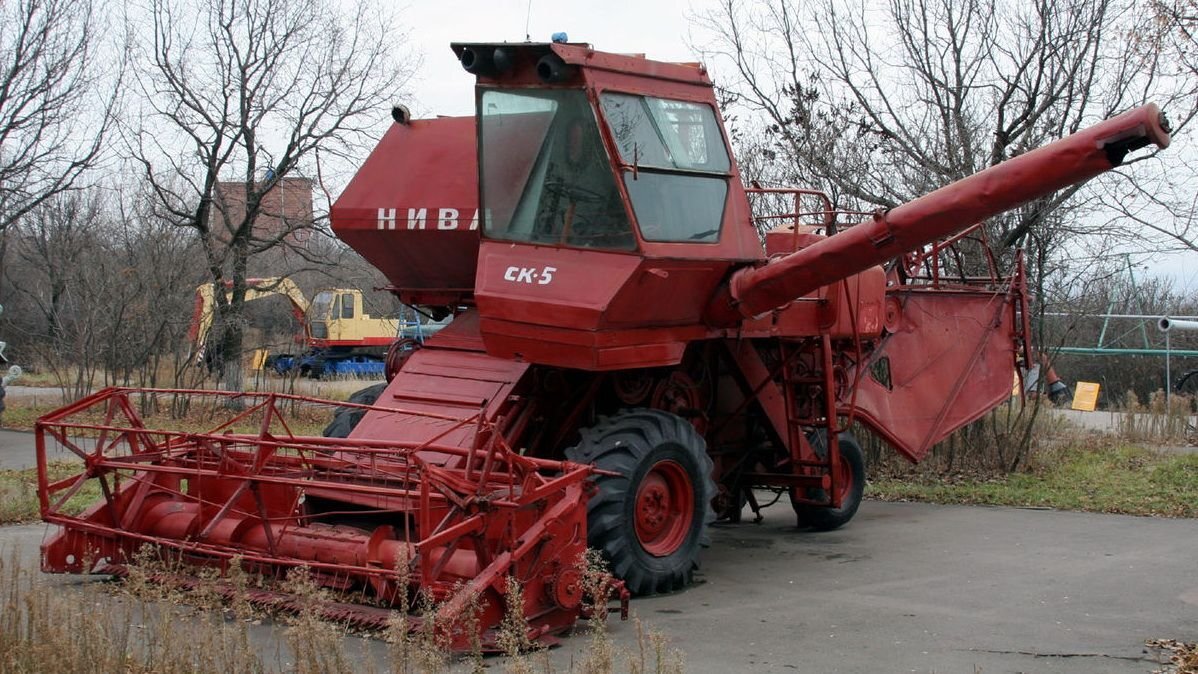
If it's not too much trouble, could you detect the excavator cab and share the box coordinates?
[304,289,399,350]
[307,290,359,340]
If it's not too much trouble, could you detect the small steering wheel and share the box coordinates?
[542,178,609,244]
[543,178,606,205]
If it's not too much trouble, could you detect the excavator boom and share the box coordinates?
[187,277,310,351]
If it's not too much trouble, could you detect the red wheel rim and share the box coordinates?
[633,460,694,557]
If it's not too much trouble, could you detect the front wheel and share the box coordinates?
[791,431,866,531]
[566,409,715,595]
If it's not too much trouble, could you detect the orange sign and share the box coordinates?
[1071,382,1100,411]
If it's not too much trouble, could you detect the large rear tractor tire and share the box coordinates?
[323,383,387,438]
[566,409,715,595]
[791,431,866,532]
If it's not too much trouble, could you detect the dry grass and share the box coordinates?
[6,361,380,398]
[858,401,1075,480]
[866,389,1198,517]
[0,543,685,674]
[866,390,1198,517]
[1,549,266,673]
[0,380,376,433]
[7,368,74,388]
[0,402,59,431]
[254,377,384,402]
[1118,390,1197,444]
[868,440,1198,517]
[0,462,101,524]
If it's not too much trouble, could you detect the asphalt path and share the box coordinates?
[0,428,84,470]
[3,498,1194,673]
[620,503,1198,673]
[1,429,41,470]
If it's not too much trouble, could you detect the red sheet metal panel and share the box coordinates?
[421,309,486,352]
[850,290,1019,461]
[349,346,530,458]
[473,245,729,369]
[331,116,479,306]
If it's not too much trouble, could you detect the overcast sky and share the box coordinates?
[395,0,1197,294]
[402,0,701,117]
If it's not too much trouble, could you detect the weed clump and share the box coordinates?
[1119,389,1195,443]
[2,541,682,673]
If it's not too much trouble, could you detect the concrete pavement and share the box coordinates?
[539,502,1197,673]
[0,428,84,470]
[4,499,1194,673]
[1,429,40,470]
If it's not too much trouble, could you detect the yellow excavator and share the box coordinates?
[187,277,402,377]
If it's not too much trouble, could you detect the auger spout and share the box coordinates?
[709,103,1171,323]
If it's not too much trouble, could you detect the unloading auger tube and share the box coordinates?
[707,104,1171,324]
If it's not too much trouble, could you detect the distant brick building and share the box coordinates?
[211,176,314,246]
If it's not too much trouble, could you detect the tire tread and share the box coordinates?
[566,409,715,595]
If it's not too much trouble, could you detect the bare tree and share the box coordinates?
[128,0,412,394]
[1096,0,1198,254]
[0,0,120,235]
[691,0,1194,262]
[6,189,101,345]
[106,186,208,390]
[1,187,203,401]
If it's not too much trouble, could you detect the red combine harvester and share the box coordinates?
[37,41,1170,647]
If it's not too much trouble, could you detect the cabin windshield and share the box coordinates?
[479,89,634,249]
[600,93,730,243]
[310,291,334,320]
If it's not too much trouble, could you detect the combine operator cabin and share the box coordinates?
[36,37,1170,649]
[457,41,764,370]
